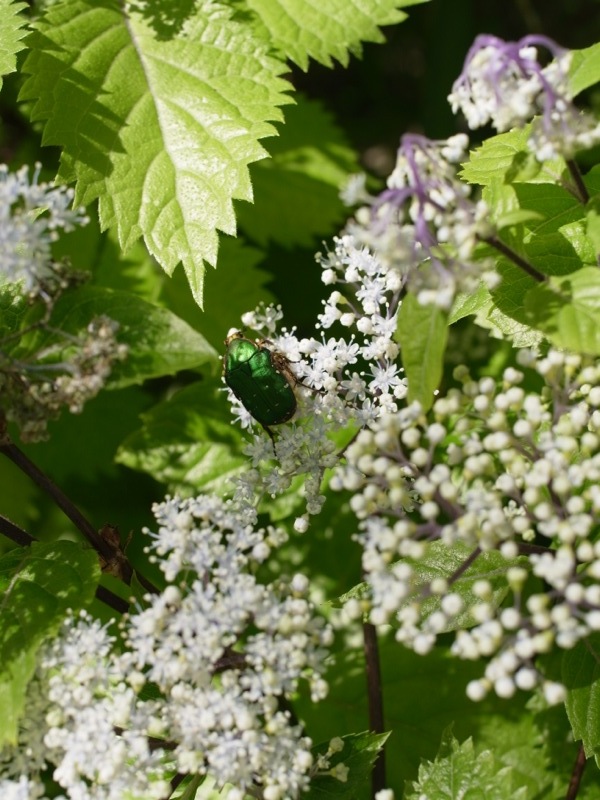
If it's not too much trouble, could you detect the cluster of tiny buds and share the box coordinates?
[334,347,600,701]
[1,315,127,441]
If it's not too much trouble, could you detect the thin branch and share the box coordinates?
[566,743,587,800]
[0,439,112,560]
[363,621,386,798]
[0,514,34,547]
[480,235,546,283]
[94,585,131,615]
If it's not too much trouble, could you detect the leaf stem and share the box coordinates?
[480,235,546,283]
[566,743,587,800]
[0,514,34,547]
[566,159,589,205]
[363,621,386,797]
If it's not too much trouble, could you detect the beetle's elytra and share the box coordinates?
[223,331,297,432]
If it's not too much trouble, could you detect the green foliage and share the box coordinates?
[569,42,600,96]
[0,0,28,91]
[21,0,291,307]
[562,634,600,763]
[19,0,423,306]
[236,95,359,248]
[116,381,248,495]
[306,732,389,799]
[396,293,448,411]
[0,540,100,746]
[405,730,528,800]
[23,285,218,386]
[244,0,426,70]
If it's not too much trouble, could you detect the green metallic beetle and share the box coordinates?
[223,331,297,441]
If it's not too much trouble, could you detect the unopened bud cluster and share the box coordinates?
[334,348,600,702]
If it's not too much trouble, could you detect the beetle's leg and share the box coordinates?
[262,424,277,457]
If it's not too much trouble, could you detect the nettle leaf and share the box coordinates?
[524,267,600,354]
[236,95,359,248]
[306,732,389,800]
[406,731,528,800]
[0,0,28,90]
[20,0,291,306]
[116,381,248,494]
[569,42,600,97]
[244,0,427,70]
[396,294,448,412]
[23,285,218,387]
[562,634,600,763]
[461,127,565,187]
[0,540,99,747]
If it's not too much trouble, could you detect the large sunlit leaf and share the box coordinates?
[244,0,428,70]
[20,0,291,306]
[569,42,600,97]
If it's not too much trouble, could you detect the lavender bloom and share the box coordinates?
[449,34,600,160]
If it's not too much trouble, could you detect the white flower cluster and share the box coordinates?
[334,347,600,702]
[0,163,88,295]
[448,34,600,160]
[1,315,128,441]
[226,230,410,523]
[0,613,170,800]
[1,497,332,799]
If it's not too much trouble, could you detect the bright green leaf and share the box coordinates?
[449,284,490,324]
[20,0,292,306]
[461,128,566,186]
[0,0,28,90]
[245,0,427,70]
[406,730,528,800]
[0,540,100,747]
[569,42,600,97]
[396,294,448,412]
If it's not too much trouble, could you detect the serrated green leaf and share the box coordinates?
[569,43,600,97]
[461,128,566,186]
[116,381,248,494]
[161,236,274,351]
[449,284,490,324]
[396,294,448,412]
[406,730,528,800]
[0,540,100,747]
[306,731,389,799]
[585,203,600,257]
[245,0,427,70]
[0,0,28,91]
[23,285,217,388]
[562,634,600,762]
[236,95,359,248]
[523,267,600,354]
[20,0,292,306]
